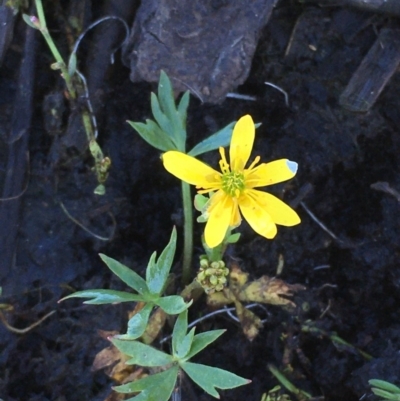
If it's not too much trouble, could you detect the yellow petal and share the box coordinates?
[245,159,298,188]
[204,191,234,248]
[163,151,221,189]
[245,189,301,226]
[230,115,255,172]
[238,192,277,239]
[230,198,242,227]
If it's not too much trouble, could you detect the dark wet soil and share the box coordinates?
[1,2,400,401]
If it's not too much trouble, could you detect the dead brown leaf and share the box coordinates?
[207,262,305,340]
[239,276,305,307]
[141,307,167,345]
[234,299,263,341]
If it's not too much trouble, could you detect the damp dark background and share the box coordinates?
[0,1,400,400]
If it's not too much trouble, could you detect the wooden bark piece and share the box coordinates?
[123,0,278,103]
[339,27,400,112]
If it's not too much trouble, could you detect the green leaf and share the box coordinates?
[188,122,235,157]
[127,120,175,152]
[59,289,143,305]
[158,72,177,122]
[158,71,175,108]
[176,327,195,359]
[94,184,105,195]
[226,233,241,244]
[181,362,250,398]
[113,365,179,401]
[129,71,187,152]
[145,251,157,286]
[150,93,175,145]
[172,310,188,356]
[117,303,153,340]
[188,121,261,157]
[371,388,399,400]
[184,329,226,360]
[146,228,176,294]
[157,295,191,315]
[157,71,186,150]
[194,194,209,212]
[369,380,400,394]
[112,337,173,367]
[177,91,190,126]
[99,254,148,295]
[23,14,39,29]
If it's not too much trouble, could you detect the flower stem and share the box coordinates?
[34,0,75,98]
[181,181,193,285]
[32,0,110,193]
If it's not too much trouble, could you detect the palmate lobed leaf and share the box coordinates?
[181,361,251,399]
[172,310,189,356]
[177,91,189,126]
[175,326,195,359]
[114,365,179,401]
[116,303,153,340]
[99,254,148,294]
[184,329,226,360]
[127,120,175,152]
[156,295,191,315]
[150,93,175,145]
[188,121,261,157]
[157,71,185,149]
[112,337,173,367]
[59,289,144,305]
[158,71,175,119]
[188,121,235,157]
[146,227,176,294]
[111,311,251,401]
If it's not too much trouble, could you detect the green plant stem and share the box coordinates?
[34,0,75,97]
[203,227,231,263]
[268,365,312,401]
[33,0,110,192]
[181,181,193,285]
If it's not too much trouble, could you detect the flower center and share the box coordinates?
[221,171,245,197]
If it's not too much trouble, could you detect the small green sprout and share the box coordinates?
[112,309,250,400]
[268,365,312,401]
[23,0,112,194]
[369,379,400,400]
[60,228,191,339]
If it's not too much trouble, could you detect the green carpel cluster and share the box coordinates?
[197,257,229,293]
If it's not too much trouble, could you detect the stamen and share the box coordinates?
[219,147,230,174]
[248,156,261,171]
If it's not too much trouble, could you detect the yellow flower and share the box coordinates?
[162,115,301,248]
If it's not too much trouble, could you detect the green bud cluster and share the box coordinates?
[196,257,229,294]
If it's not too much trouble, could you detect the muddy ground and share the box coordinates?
[1,1,400,401]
